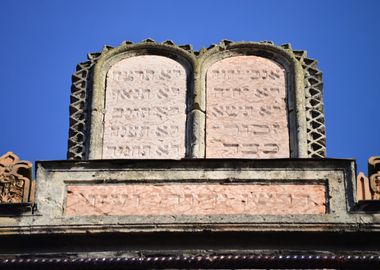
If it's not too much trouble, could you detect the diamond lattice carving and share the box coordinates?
[67,52,101,159]
[289,48,326,158]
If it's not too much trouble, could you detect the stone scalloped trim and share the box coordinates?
[67,52,101,159]
[288,46,326,158]
[67,39,326,159]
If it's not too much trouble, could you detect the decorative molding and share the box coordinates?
[287,46,326,158]
[67,40,326,159]
[0,152,34,203]
[1,254,379,269]
[36,159,355,226]
[67,52,101,159]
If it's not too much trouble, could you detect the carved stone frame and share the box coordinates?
[87,42,196,159]
[196,42,307,158]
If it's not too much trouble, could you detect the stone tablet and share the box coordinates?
[68,40,326,160]
[102,55,187,159]
[206,56,289,158]
[65,184,326,216]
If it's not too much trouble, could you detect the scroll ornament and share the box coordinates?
[0,152,33,203]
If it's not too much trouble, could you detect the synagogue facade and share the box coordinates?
[0,40,379,269]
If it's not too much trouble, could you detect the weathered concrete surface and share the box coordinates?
[206,56,289,158]
[65,183,326,216]
[0,159,378,235]
[103,55,187,159]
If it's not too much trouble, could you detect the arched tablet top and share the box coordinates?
[198,41,302,71]
[88,41,196,159]
[94,41,196,80]
[196,41,323,159]
[195,41,325,159]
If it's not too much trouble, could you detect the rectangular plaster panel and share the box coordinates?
[102,55,187,159]
[206,56,289,158]
[0,159,360,234]
[65,183,326,216]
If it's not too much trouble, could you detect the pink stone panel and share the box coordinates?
[206,56,289,158]
[103,55,187,159]
[65,184,326,216]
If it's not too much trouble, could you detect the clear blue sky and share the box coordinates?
[0,0,379,174]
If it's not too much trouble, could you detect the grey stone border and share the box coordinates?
[5,158,366,233]
[67,40,326,159]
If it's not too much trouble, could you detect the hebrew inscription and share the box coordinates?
[206,56,289,158]
[65,183,326,216]
[103,55,187,159]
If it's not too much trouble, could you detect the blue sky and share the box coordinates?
[1,0,379,174]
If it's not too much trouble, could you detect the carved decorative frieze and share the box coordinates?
[65,183,326,216]
[67,40,326,159]
[0,152,34,203]
[36,159,354,225]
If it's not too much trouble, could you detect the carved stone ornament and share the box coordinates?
[369,156,380,199]
[356,156,380,200]
[0,152,33,203]
[67,40,326,160]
